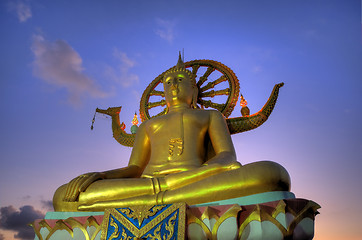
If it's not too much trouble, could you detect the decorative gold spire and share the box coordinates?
[176,51,185,69]
[240,94,250,116]
[132,112,139,126]
[131,112,139,134]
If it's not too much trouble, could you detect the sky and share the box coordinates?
[0,0,361,239]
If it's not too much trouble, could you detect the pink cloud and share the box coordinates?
[155,18,175,43]
[31,34,109,105]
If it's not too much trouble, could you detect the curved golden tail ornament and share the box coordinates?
[112,124,135,147]
[226,83,284,135]
[96,108,136,147]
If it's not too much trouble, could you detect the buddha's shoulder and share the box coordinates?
[139,113,169,129]
[184,108,222,117]
[190,108,222,114]
[187,108,225,118]
[141,109,223,126]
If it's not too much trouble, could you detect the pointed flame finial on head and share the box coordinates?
[163,51,195,84]
[176,51,185,69]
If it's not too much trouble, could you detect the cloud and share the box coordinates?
[104,49,139,88]
[8,0,32,23]
[0,205,44,240]
[40,200,53,211]
[22,195,31,201]
[31,34,109,105]
[155,18,175,43]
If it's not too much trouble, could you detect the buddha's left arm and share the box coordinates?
[164,111,239,190]
[203,110,240,169]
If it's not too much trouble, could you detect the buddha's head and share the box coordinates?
[163,54,198,108]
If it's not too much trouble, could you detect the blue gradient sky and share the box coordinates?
[1,0,361,239]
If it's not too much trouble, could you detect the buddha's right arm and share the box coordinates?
[83,120,151,181]
[75,121,150,192]
[63,110,150,202]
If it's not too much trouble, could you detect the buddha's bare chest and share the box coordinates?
[143,111,209,175]
[147,111,209,139]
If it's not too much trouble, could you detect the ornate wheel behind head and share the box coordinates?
[139,60,240,122]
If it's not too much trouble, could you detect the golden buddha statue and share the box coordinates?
[53,55,290,212]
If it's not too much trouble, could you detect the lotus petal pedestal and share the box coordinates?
[31,192,320,240]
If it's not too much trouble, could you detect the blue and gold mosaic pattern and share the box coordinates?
[101,203,186,240]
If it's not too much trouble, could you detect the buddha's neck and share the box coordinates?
[168,103,191,113]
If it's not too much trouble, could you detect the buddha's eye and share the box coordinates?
[167,81,171,84]
[178,78,183,82]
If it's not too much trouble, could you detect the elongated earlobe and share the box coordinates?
[192,87,199,109]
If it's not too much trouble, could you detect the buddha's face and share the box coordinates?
[163,71,194,107]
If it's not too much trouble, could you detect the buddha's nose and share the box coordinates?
[171,78,178,87]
